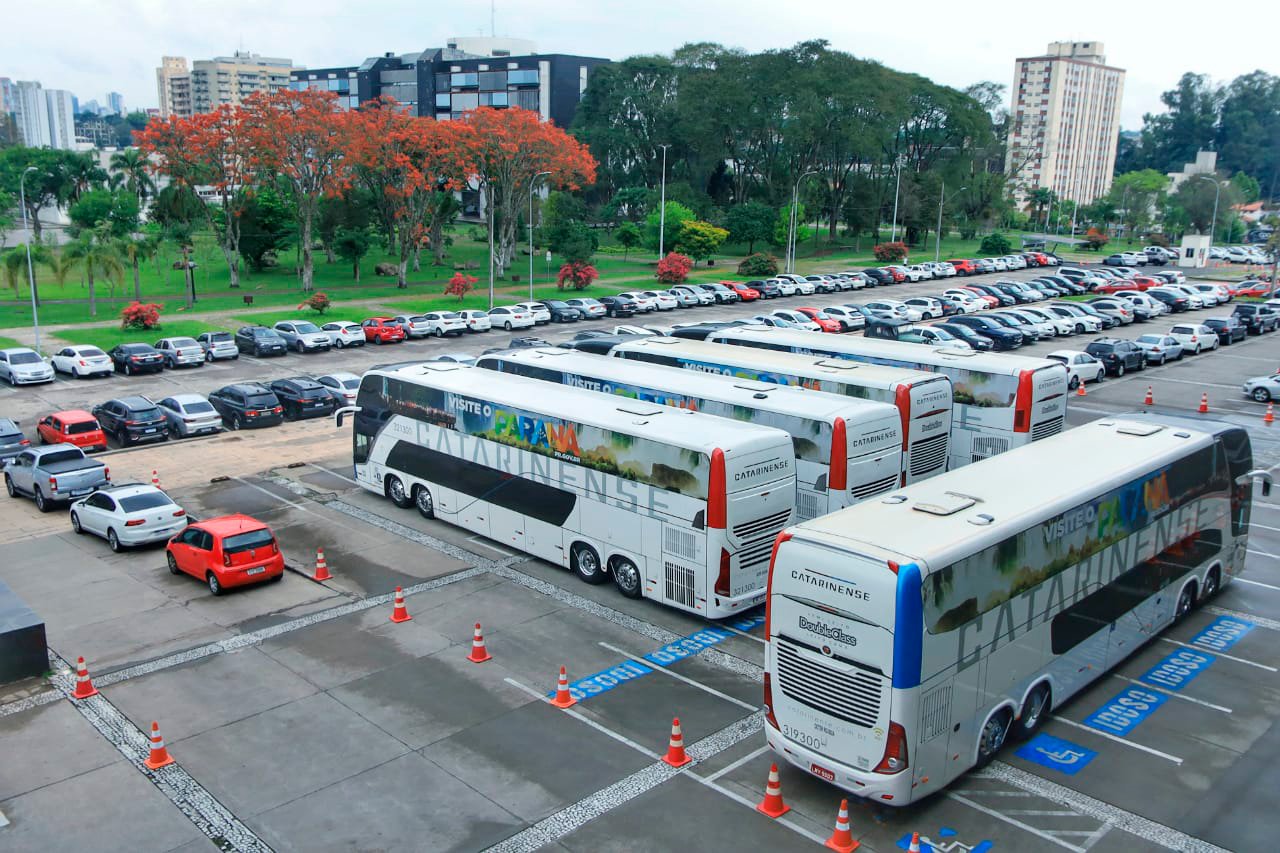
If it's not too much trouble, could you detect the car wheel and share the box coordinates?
[1253,388,1272,402]
[71,512,83,534]
[504,321,513,331]
[116,428,129,446]
[374,335,384,345]
[34,487,49,513]
[228,414,241,431]
[386,475,411,508]
[414,485,435,519]
[1115,363,1125,377]
[205,350,213,362]
[3,475,14,498]
[107,528,122,553]
[124,362,133,376]
[611,556,643,599]
[163,552,181,576]
[1068,375,1080,390]
[571,542,606,584]
[433,326,444,337]
[207,572,223,596]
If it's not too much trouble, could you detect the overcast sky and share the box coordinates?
[4,0,1275,129]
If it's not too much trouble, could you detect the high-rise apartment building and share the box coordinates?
[0,78,14,114]
[11,80,77,150]
[107,92,125,115]
[156,51,297,118]
[156,56,191,118]
[1006,41,1125,209]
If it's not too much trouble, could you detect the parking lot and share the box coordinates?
[2,265,1280,852]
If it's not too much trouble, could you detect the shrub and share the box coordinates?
[655,252,693,284]
[120,301,161,330]
[873,241,909,262]
[445,272,477,300]
[1083,227,1110,251]
[1146,232,1170,248]
[297,291,332,314]
[556,262,599,290]
[675,220,729,262]
[978,232,1013,256]
[737,253,780,276]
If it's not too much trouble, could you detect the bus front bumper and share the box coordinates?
[765,725,913,804]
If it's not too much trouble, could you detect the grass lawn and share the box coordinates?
[0,335,22,349]
[54,320,223,350]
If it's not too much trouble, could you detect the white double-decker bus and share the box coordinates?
[345,361,796,616]
[764,414,1261,804]
[601,336,953,485]
[705,325,1068,471]
[476,347,903,521]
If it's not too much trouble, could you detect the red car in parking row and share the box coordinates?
[724,282,760,301]
[36,410,107,452]
[795,306,843,333]
[166,513,285,595]
[362,317,407,344]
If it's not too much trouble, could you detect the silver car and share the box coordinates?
[565,297,608,318]
[197,331,239,361]
[273,321,332,352]
[315,372,361,406]
[390,314,434,338]
[0,348,53,385]
[1133,334,1184,365]
[154,336,206,369]
[156,394,224,437]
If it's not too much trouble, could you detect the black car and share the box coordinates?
[108,343,164,375]
[92,395,168,445]
[1084,338,1146,376]
[208,383,284,430]
[992,283,1037,304]
[235,326,289,357]
[966,284,1016,307]
[1232,304,1280,334]
[696,283,741,304]
[747,279,783,299]
[930,295,962,316]
[1069,302,1120,329]
[540,300,583,323]
[268,378,338,420]
[947,315,1023,350]
[935,322,995,351]
[598,296,638,318]
[862,268,896,286]
[1203,317,1247,344]
[1146,289,1189,313]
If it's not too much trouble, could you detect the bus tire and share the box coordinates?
[1176,581,1198,620]
[610,556,643,599]
[386,475,412,508]
[571,543,606,585]
[1202,567,1220,600]
[413,485,435,519]
[1011,684,1051,742]
[976,708,1012,767]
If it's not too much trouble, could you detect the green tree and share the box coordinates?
[557,222,599,264]
[601,186,649,222]
[116,231,162,301]
[332,227,374,281]
[63,225,124,317]
[1168,176,1243,239]
[149,184,204,229]
[770,204,809,249]
[0,148,70,240]
[1108,170,1171,242]
[978,232,1012,255]
[108,148,156,208]
[68,189,140,237]
[542,190,590,253]
[644,201,695,252]
[675,219,728,262]
[237,186,294,272]
[724,202,775,253]
[613,221,642,259]
[1230,171,1261,203]
[57,152,107,206]
[2,244,49,299]
[1215,72,1280,200]
[1135,73,1221,172]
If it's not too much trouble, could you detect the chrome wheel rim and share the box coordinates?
[614,560,640,595]
[1024,691,1047,729]
[388,477,406,504]
[980,715,1007,757]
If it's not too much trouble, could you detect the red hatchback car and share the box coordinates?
[37,410,107,452]
[949,259,977,276]
[166,514,285,595]
[726,282,760,301]
[796,306,843,333]
[362,317,407,344]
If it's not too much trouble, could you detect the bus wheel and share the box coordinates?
[611,556,643,599]
[386,476,412,508]
[571,543,606,585]
[976,709,1011,766]
[1176,583,1196,620]
[1011,685,1051,742]
[413,486,435,519]
[1202,568,1220,600]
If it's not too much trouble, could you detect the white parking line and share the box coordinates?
[947,793,1085,852]
[1150,376,1247,391]
[1110,674,1232,713]
[597,641,758,711]
[714,623,767,645]
[466,535,517,557]
[1051,716,1184,764]
[1213,353,1278,363]
[1158,637,1278,672]
[504,676,662,759]
[1245,550,1280,565]
[1249,523,1280,533]
[703,745,770,782]
[1204,605,1280,631]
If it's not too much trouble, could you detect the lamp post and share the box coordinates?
[18,167,42,353]
[890,154,905,243]
[656,144,671,259]
[788,170,819,274]
[1197,175,1223,248]
[527,170,550,300]
[487,184,495,310]
[936,184,966,263]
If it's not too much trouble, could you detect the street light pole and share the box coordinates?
[890,155,904,243]
[788,170,819,274]
[528,170,550,300]
[18,167,41,353]
[487,184,495,310]
[936,184,967,263]
[657,144,671,259]
[1198,175,1222,248]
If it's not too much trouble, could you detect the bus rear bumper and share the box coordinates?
[765,727,913,804]
[707,588,766,618]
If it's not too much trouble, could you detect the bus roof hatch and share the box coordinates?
[912,492,978,516]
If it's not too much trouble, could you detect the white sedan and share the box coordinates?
[769,309,823,332]
[70,484,188,552]
[1243,372,1280,402]
[1017,307,1075,337]
[943,290,985,313]
[421,311,468,336]
[489,305,536,331]
[641,290,680,311]
[864,300,923,322]
[617,292,659,313]
[457,309,492,332]
[1046,350,1106,391]
[50,345,113,378]
[515,302,553,324]
[321,321,366,348]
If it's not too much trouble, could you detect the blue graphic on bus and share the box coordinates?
[1014,733,1098,775]
[1192,616,1253,652]
[1084,686,1168,736]
[1139,648,1217,691]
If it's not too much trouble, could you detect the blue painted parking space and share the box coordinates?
[1192,615,1254,652]
[1014,732,1098,775]
[1139,647,1217,691]
[1084,686,1168,736]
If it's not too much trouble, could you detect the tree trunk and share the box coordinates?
[353,259,361,282]
[133,259,142,301]
[397,258,409,289]
[429,219,446,265]
[324,243,336,264]
[299,217,315,292]
[24,204,42,240]
[412,246,421,272]
[87,268,96,317]
[218,243,241,288]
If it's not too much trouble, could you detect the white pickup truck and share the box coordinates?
[3,445,110,512]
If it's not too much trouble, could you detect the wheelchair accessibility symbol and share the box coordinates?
[1014,733,1098,776]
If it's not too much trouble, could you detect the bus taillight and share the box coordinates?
[829,417,847,491]
[715,549,731,597]
[763,672,779,729]
[894,384,911,453]
[1013,370,1034,433]
[764,531,792,638]
[873,722,909,774]
[708,448,726,529]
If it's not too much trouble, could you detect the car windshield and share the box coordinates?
[171,338,198,347]
[408,316,427,323]
[293,322,320,333]
[41,449,82,464]
[9,352,41,365]
[223,528,275,554]
[66,421,99,434]
[120,492,173,512]
[254,329,280,338]
[183,401,215,414]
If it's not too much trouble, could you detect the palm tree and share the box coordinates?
[64,225,123,317]
[117,231,162,301]
[109,148,155,210]
[42,249,76,291]
[58,152,107,207]
[3,244,49,302]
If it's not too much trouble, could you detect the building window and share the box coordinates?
[480,91,508,107]
[436,93,451,108]
[507,69,538,86]
[479,71,506,89]
[451,72,478,88]
[452,92,479,111]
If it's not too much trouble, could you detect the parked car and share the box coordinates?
[1133,334,1185,365]
[948,259,977,276]
[667,286,715,306]
[1190,283,1231,304]
[208,383,284,430]
[516,302,554,324]
[935,322,994,351]
[197,331,239,361]
[92,396,169,446]
[889,265,925,282]
[863,299,922,322]
[597,296,639,318]
[3,445,110,512]
[1229,281,1272,299]
[315,372,361,407]
[432,353,477,366]
[71,484,187,552]
[816,305,866,332]
[804,275,844,293]
[421,311,470,335]
[166,514,285,595]
[235,326,289,357]
[320,321,366,348]
[489,305,537,330]
[987,311,1046,341]
[388,314,435,339]
[37,410,107,451]
[1146,288,1190,313]
[794,307,844,333]
[1043,304,1101,334]
[361,317,407,344]
[727,282,761,301]
[50,345,114,378]
[457,309,494,331]
[106,343,165,375]
[0,347,54,385]
[1168,322,1219,354]
[1103,253,1134,266]
[1084,338,1146,376]
[154,336,208,367]
[1002,308,1061,338]
[902,297,946,320]
[639,290,680,311]
[906,325,972,350]
[696,283,741,303]
[1085,298,1135,325]
[1018,306,1075,336]
[662,287,699,308]
[268,378,338,420]
[942,289,986,312]
[0,418,30,463]
[1232,303,1280,334]
[769,309,825,332]
[1203,316,1248,345]
[947,315,1023,350]
[562,297,608,318]
[535,300,581,323]
[156,394,223,438]
[862,268,896,286]
[1243,371,1280,402]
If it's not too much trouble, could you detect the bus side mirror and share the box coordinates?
[334,405,361,429]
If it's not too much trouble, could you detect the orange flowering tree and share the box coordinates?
[136,105,255,288]
[458,108,597,278]
[240,89,356,292]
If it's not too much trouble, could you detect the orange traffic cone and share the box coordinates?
[1266,403,1275,425]
[151,470,160,488]
[1144,386,1154,406]
[466,622,492,663]
[662,717,693,767]
[71,656,98,700]
[1198,393,1209,414]
[1076,381,1086,397]
[389,586,412,623]
[550,665,576,708]
[312,547,332,582]
[824,798,860,852]
[143,721,175,770]
[756,763,791,818]
[906,831,921,853]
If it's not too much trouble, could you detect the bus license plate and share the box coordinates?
[810,763,836,782]
[247,567,265,576]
